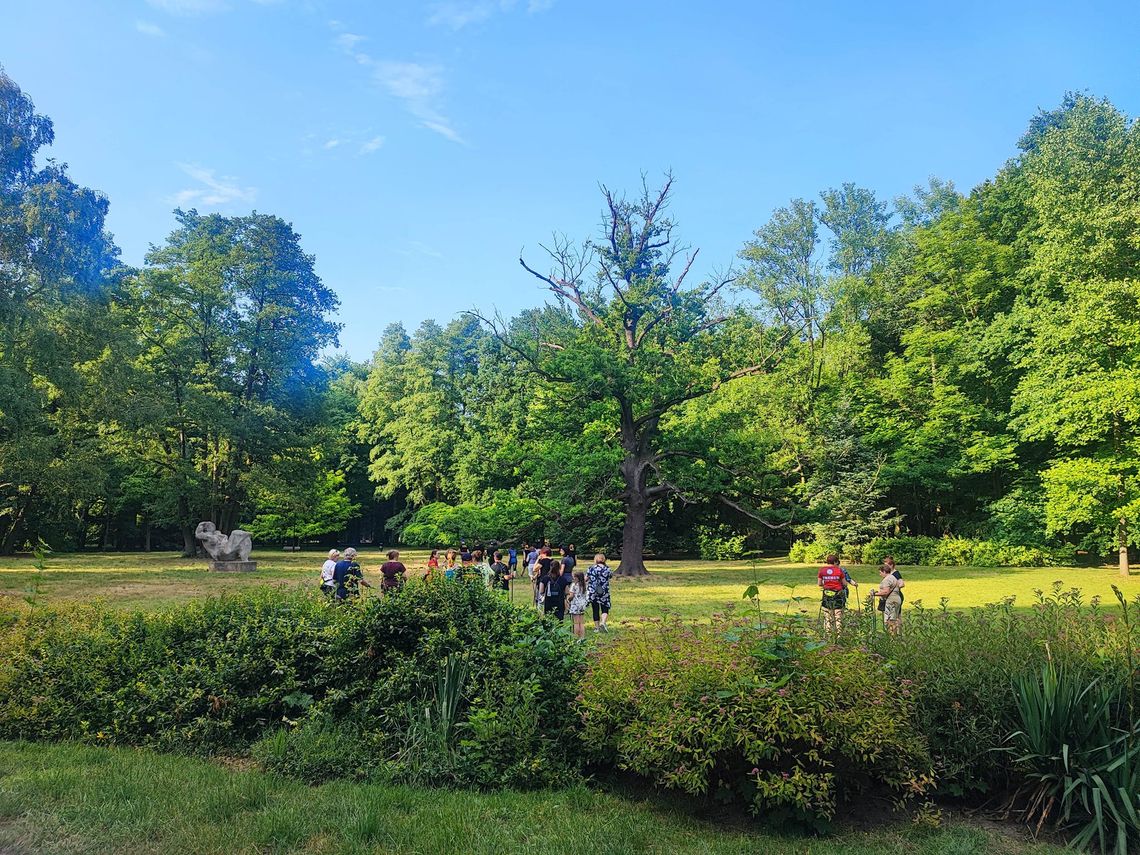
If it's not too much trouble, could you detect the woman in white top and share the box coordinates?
[320,549,340,595]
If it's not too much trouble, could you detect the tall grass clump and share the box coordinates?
[998,587,1140,854]
[863,583,1140,809]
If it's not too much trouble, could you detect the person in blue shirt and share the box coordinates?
[332,547,371,601]
[507,546,518,575]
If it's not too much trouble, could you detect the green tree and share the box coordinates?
[112,210,340,554]
[1009,95,1140,574]
[479,178,785,575]
[0,68,121,552]
[245,470,359,544]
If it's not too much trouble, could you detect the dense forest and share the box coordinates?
[2,67,1137,572]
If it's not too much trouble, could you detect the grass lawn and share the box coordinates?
[0,741,1064,855]
[0,548,1137,619]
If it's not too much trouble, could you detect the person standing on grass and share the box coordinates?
[533,547,553,608]
[560,554,574,607]
[587,553,612,632]
[874,563,903,634]
[534,561,549,611]
[883,555,904,603]
[425,549,440,581]
[320,549,340,596]
[507,545,518,577]
[490,550,512,595]
[817,553,849,632]
[544,557,568,620]
[380,549,407,592]
[443,549,459,580]
[560,545,576,575]
[333,547,371,601]
[459,550,475,581]
[567,570,588,639]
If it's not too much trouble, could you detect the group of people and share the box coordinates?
[319,547,411,599]
[817,553,904,634]
[316,542,613,640]
[521,544,613,639]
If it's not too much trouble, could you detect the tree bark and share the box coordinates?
[182,525,197,558]
[618,475,650,576]
[616,403,653,576]
[1120,518,1130,577]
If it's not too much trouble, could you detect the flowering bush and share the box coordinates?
[578,614,932,828]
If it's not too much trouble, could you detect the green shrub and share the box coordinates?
[0,591,340,750]
[578,615,933,828]
[863,536,939,566]
[864,584,1139,798]
[786,539,851,564]
[861,536,1070,568]
[788,540,808,563]
[696,525,748,560]
[0,581,585,789]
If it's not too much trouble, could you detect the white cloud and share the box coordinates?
[427,0,554,29]
[336,32,365,51]
[334,28,465,144]
[147,0,229,14]
[372,60,443,103]
[171,163,257,208]
[359,135,385,154]
[323,138,341,149]
[371,60,464,143]
[428,1,501,29]
[135,20,166,36]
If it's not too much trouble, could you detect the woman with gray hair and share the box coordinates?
[320,549,340,597]
[332,547,371,601]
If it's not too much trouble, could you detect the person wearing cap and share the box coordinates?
[320,549,339,597]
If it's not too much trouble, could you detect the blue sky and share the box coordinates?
[4,1,1139,359]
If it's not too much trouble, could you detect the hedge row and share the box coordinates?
[788,535,1072,567]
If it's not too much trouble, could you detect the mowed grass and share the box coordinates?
[0,741,1064,855]
[0,548,1137,619]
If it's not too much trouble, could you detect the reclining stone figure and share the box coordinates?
[194,521,253,562]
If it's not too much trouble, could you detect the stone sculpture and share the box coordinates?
[195,521,256,572]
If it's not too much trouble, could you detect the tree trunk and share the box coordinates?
[617,447,651,576]
[619,490,650,576]
[1120,518,1130,577]
[182,525,197,558]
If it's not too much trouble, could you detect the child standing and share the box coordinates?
[568,570,588,639]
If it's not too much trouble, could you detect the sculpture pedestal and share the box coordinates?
[208,560,258,573]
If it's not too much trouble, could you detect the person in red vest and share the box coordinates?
[817,553,851,632]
